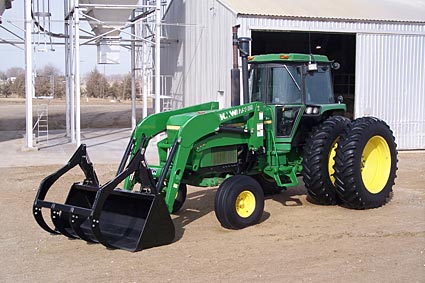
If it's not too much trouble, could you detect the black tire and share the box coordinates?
[302,116,350,205]
[171,184,187,214]
[334,117,398,209]
[253,173,284,196]
[214,175,264,229]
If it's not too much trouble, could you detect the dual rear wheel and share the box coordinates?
[334,117,397,209]
[302,116,350,205]
[303,116,397,209]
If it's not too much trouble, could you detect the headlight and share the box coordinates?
[306,107,313,114]
[305,106,320,115]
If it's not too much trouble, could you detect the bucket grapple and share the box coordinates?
[33,143,175,251]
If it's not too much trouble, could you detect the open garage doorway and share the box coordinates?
[251,31,356,118]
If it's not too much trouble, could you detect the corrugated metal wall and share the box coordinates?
[356,33,425,149]
[162,0,236,109]
[236,16,425,149]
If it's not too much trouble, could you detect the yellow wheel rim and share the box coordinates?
[328,138,339,185]
[235,190,256,218]
[361,136,391,194]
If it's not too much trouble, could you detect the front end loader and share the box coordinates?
[33,32,398,251]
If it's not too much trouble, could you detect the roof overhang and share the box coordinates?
[218,0,425,24]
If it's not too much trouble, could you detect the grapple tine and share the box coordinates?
[33,205,59,235]
[69,213,97,243]
[50,209,78,239]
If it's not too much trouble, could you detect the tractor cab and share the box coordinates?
[248,54,344,142]
[248,53,335,106]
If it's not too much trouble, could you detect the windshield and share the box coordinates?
[305,65,335,104]
[249,64,302,104]
[249,66,268,103]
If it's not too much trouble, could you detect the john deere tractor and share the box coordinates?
[33,33,397,252]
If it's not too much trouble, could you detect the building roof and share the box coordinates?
[218,0,425,23]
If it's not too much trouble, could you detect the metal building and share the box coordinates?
[161,0,425,149]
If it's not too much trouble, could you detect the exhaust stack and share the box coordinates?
[230,25,252,106]
[231,25,241,106]
[238,37,251,105]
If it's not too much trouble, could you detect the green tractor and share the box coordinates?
[33,35,397,252]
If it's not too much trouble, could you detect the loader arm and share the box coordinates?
[132,102,219,151]
[122,102,220,191]
[158,102,266,213]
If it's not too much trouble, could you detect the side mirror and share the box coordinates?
[331,62,341,70]
[337,95,344,104]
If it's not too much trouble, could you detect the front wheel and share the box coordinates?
[214,175,264,229]
[334,117,398,209]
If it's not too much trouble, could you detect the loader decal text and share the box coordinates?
[219,105,254,121]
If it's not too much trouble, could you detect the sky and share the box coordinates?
[0,1,132,76]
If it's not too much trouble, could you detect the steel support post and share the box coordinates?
[131,11,136,129]
[70,15,75,143]
[24,0,33,148]
[141,7,148,119]
[65,11,70,137]
[154,0,161,114]
[74,0,81,146]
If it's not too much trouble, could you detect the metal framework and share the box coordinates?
[1,0,169,148]
[65,0,164,146]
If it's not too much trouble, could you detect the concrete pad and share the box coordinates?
[0,128,159,168]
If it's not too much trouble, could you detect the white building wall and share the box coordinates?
[162,0,236,108]
[356,33,425,149]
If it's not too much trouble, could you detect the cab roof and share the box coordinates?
[248,53,331,63]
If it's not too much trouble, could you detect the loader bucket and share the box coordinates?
[94,190,175,251]
[56,185,175,251]
[33,144,175,252]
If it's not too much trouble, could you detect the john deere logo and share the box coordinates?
[219,105,253,121]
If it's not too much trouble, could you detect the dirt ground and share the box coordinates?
[0,99,424,282]
[0,97,145,133]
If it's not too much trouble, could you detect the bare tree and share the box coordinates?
[6,67,25,78]
[85,67,109,98]
[0,80,12,98]
[11,73,26,97]
[107,81,121,100]
[120,73,140,100]
[2,67,25,97]
[0,71,7,81]
[35,64,65,98]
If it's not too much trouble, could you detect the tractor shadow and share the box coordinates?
[266,185,307,207]
[171,185,307,242]
[172,188,217,242]
[172,188,270,242]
